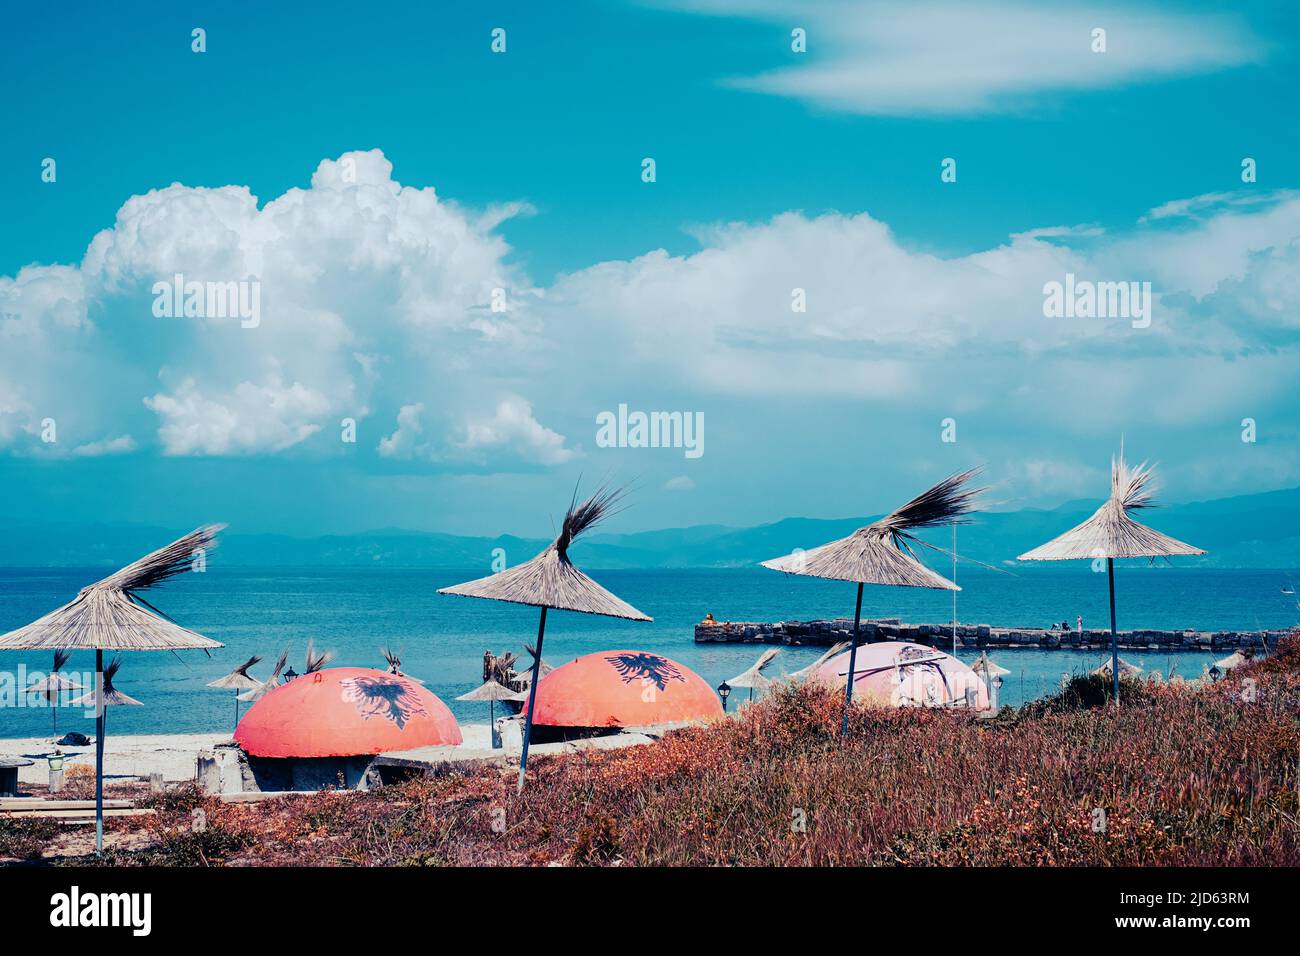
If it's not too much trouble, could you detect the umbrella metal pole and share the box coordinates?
[840,582,865,737]
[517,606,548,793]
[95,649,104,854]
[234,692,239,730]
[1107,558,1119,708]
[952,523,958,658]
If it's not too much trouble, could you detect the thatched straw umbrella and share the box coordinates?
[456,680,528,740]
[1091,656,1143,679]
[725,648,779,703]
[238,649,288,703]
[970,650,1010,679]
[1017,446,1204,705]
[1213,649,1251,674]
[762,471,983,735]
[69,658,143,707]
[515,642,555,685]
[304,640,333,674]
[438,485,651,791]
[25,649,83,737]
[381,647,425,683]
[787,641,851,683]
[0,526,223,851]
[207,655,261,729]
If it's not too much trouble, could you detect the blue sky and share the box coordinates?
[2,0,1298,537]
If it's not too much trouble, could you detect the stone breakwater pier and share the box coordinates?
[695,618,1292,651]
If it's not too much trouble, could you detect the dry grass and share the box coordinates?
[36,635,1294,868]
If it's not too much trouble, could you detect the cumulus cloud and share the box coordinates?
[0,149,546,461]
[661,0,1265,115]
[664,475,696,491]
[378,403,426,459]
[144,379,331,456]
[377,397,577,468]
[559,190,1300,368]
[2,149,1298,498]
[455,396,578,467]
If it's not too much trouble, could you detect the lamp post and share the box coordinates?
[991,674,1004,711]
[283,666,299,682]
[717,680,731,712]
[48,750,65,794]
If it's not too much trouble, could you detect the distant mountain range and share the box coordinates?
[3,486,1298,570]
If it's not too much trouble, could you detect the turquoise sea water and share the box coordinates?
[0,565,1296,738]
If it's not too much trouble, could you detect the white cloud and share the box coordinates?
[660,0,1264,115]
[2,150,1298,500]
[533,188,1300,506]
[1141,191,1294,224]
[378,403,426,459]
[664,475,696,491]
[144,379,330,455]
[456,396,578,467]
[0,149,539,459]
[71,435,137,458]
[377,397,577,469]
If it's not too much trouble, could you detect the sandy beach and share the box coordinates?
[0,724,494,788]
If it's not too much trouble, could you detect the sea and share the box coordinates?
[1,565,1296,739]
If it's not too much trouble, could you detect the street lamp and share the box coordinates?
[283,665,299,682]
[991,674,1004,710]
[1208,664,1222,683]
[717,680,731,712]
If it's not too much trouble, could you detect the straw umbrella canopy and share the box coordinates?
[0,526,223,852]
[438,485,651,791]
[970,650,1010,678]
[1091,656,1143,679]
[725,648,779,703]
[514,642,555,685]
[303,640,334,674]
[787,641,851,683]
[238,649,288,703]
[207,655,262,729]
[1017,447,1204,706]
[456,679,528,731]
[761,470,984,735]
[25,649,84,737]
[69,658,143,707]
[381,647,425,683]
[1213,650,1250,673]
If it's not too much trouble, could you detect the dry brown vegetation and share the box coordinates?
[11,636,1299,868]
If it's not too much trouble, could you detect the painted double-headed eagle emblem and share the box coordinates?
[604,652,686,692]
[340,675,428,729]
[897,645,931,665]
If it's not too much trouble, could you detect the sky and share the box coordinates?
[1,0,1298,537]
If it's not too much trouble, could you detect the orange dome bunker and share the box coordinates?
[219,666,462,791]
[235,666,462,758]
[525,650,722,733]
